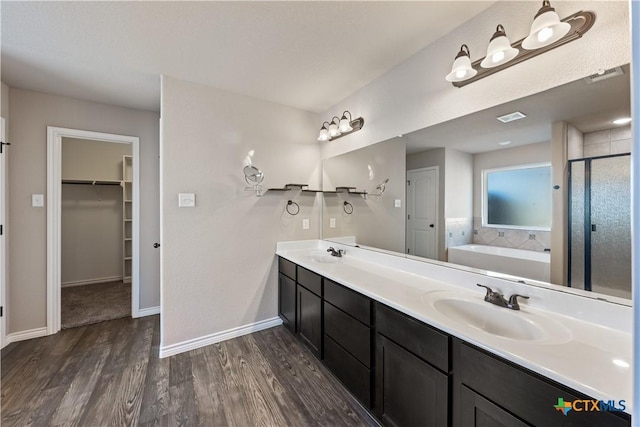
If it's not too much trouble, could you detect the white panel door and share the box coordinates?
[0,117,6,348]
[406,167,438,259]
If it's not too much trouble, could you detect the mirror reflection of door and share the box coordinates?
[569,154,631,299]
[406,167,438,259]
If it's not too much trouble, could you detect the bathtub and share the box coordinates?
[447,244,550,282]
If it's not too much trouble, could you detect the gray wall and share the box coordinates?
[160,76,321,350]
[62,137,132,181]
[7,87,160,334]
[61,184,123,285]
[323,139,406,253]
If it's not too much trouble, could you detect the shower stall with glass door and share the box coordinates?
[568,154,631,299]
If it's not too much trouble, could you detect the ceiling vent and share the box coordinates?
[496,111,527,123]
[583,67,624,84]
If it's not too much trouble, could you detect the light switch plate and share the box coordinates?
[178,193,196,208]
[394,199,402,208]
[32,194,44,207]
[329,217,336,228]
[302,218,310,230]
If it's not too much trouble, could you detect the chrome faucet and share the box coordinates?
[477,284,529,311]
[327,247,344,257]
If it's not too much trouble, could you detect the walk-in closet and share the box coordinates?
[61,137,133,328]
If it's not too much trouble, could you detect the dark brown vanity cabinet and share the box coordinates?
[278,258,296,333]
[296,266,323,358]
[453,339,631,427]
[323,279,373,407]
[375,304,450,427]
[277,258,631,427]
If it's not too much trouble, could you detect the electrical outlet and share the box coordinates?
[329,218,336,228]
[178,193,195,207]
[302,218,310,230]
[394,199,402,208]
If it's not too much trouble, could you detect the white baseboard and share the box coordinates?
[61,276,123,288]
[137,306,160,317]
[159,316,283,358]
[6,326,49,344]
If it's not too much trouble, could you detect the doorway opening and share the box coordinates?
[47,127,140,334]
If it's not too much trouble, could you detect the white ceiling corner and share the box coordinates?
[1,1,496,113]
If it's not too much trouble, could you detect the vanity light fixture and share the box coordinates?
[317,110,364,142]
[612,117,632,125]
[522,0,571,50]
[317,122,330,142]
[445,45,477,83]
[480,25,519,68]
[446,1,594,87]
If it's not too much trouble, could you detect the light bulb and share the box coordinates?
[455,69,467,79]
[328,123,340,137]
[339,118,353,133]
[492,51,505,63]
[317,128,329,142]
[537,26,553,42]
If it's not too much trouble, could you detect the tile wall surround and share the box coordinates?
[472,217,551,252]
[445,218,473,249]
[568,124,631,160]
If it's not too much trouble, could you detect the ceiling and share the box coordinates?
[404,65,631,154]
[1,1,495,113]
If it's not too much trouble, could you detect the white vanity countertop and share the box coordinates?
[276,240,633,414]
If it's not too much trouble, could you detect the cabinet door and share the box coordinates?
[375,335,448,427]
[460,386,530,427]
[278,273,296,333]
[297,285,322,358]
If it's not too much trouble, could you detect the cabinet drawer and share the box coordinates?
[324,279,371,325]
[297,266,322,296]
[324,335,371,408]
[457,341,631,427]
[279,257,296,281]
[324,302,371,368]
[376,304,449,372]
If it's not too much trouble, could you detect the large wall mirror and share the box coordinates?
[323,64,631,303]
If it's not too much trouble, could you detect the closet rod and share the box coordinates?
[61,180,122,186]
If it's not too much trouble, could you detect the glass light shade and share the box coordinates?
[480,34,519,68]
[522,7,570,50]
[445,54,477,82]
[317,128,329,142]
[328,122,341,137]
[339,117,353,133]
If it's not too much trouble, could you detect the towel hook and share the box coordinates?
[343,201,353,214]
[286,200,300,216]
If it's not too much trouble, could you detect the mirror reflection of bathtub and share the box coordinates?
[448,244,550,283]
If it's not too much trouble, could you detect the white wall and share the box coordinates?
[7,87,160,334]
[320,1,630,160]
[322,139,406,253]
[160,76,321,351]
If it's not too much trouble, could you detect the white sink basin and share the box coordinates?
[308,251,342,264]
[422,291,572,344]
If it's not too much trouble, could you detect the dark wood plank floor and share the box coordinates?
[1,316,378,426]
